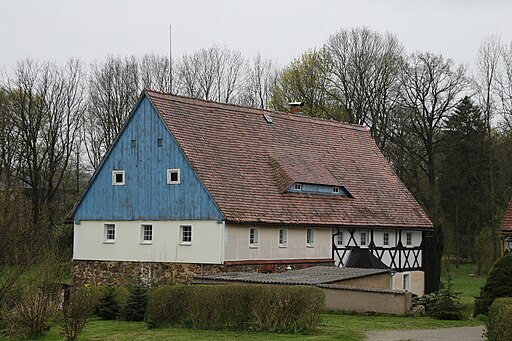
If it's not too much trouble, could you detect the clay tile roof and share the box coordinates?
[501,200,512,232]
[146,90,433,229]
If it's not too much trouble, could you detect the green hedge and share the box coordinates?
[486,297,512,341]
[146,284,325,333]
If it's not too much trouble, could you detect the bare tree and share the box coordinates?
[239,53,277,109]
[324,27,404,149]
[398,52,468,218]
[86,56,140,168]
[175,46,248,103]
[139,53,172,93]
[497,41,512,132]
[2,59,86,228]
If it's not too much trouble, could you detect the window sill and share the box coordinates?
[140,241,153,245]
[179,242,192,246]
[249,245,258,249]
[306,244,315,248]
[103,240,115,244]
[279,244,288,248]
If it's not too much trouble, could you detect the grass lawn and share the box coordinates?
[440,261,486,316]
[3,313,482,341]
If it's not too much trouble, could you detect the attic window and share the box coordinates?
[112,170,125,186]
[131,139,136,149]
[294,183,302,191]
[167,169,180,184]
[157,137,163,147]
[332,186,340,194]
[263,113,273,124]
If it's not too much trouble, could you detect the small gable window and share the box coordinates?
[140,224,153,244]
[112,170,125,186]
[278,228,288,247]
[104,223,115,243]
[294,183,302,191]
[249,227,258,247]
[306,228,314,247]
[167,169,180,184]
[180,225,192,244]
[383,232,389,246]
[157,137,163,147]
[336,232,343,246]
[360,232,367,246]
[406,232,412,246]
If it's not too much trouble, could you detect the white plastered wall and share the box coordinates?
[224,224,332,261]
[392,270,425,296]
[74,220,223,264]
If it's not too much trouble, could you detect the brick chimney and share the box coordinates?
[288,101,304,116]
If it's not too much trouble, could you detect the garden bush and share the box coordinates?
[485,297,512,341]
[474,252,512,316]
[61,287,94,341]
[146,284,324,333]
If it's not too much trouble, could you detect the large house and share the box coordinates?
[70,90,433,295]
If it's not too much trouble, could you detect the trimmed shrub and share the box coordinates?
[485,297,512,341]
[122,283,148,321]
[474,252,512,316]
[146,284,324,333]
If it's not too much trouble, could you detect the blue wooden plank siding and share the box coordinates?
[73,96,223,222]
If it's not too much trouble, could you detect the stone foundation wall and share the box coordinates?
[72,260,334,287]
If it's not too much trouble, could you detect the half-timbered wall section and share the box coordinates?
[333,228,423,271]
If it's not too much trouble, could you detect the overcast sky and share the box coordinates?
[1,0,511,71]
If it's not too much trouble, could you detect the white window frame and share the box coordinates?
[140,224,153,244]
[294,183,302,191]
[167,168,181,185]
[103,223,116,243]
[249,227,259,248]
[360,231,368,246]
[406,232,412,246]
[335,231,343,246]
[383,231,389,246]
[402,273,411,291]
[179,225,192,245]
[332,186,340,194]
[306,227,314,247]
[278,228,288,247]
[112,170,125,186]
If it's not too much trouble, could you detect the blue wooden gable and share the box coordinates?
[72,95,223,222]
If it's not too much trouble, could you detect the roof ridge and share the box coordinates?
[145,89,368,132]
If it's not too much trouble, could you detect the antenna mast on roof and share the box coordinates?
[169,24,173,95]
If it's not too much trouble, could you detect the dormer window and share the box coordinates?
[332,186,340,194]
[294,183,302,191]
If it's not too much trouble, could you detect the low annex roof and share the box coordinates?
[501,200,512,232]
[194,266,389,285]
[146,90,433,229]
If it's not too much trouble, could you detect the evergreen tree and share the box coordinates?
[122,283,148,322]
[474,252,512,315]
[439,97,491,264]
[94,285,120,320]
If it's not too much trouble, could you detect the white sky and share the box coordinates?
[1,0,511,70]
